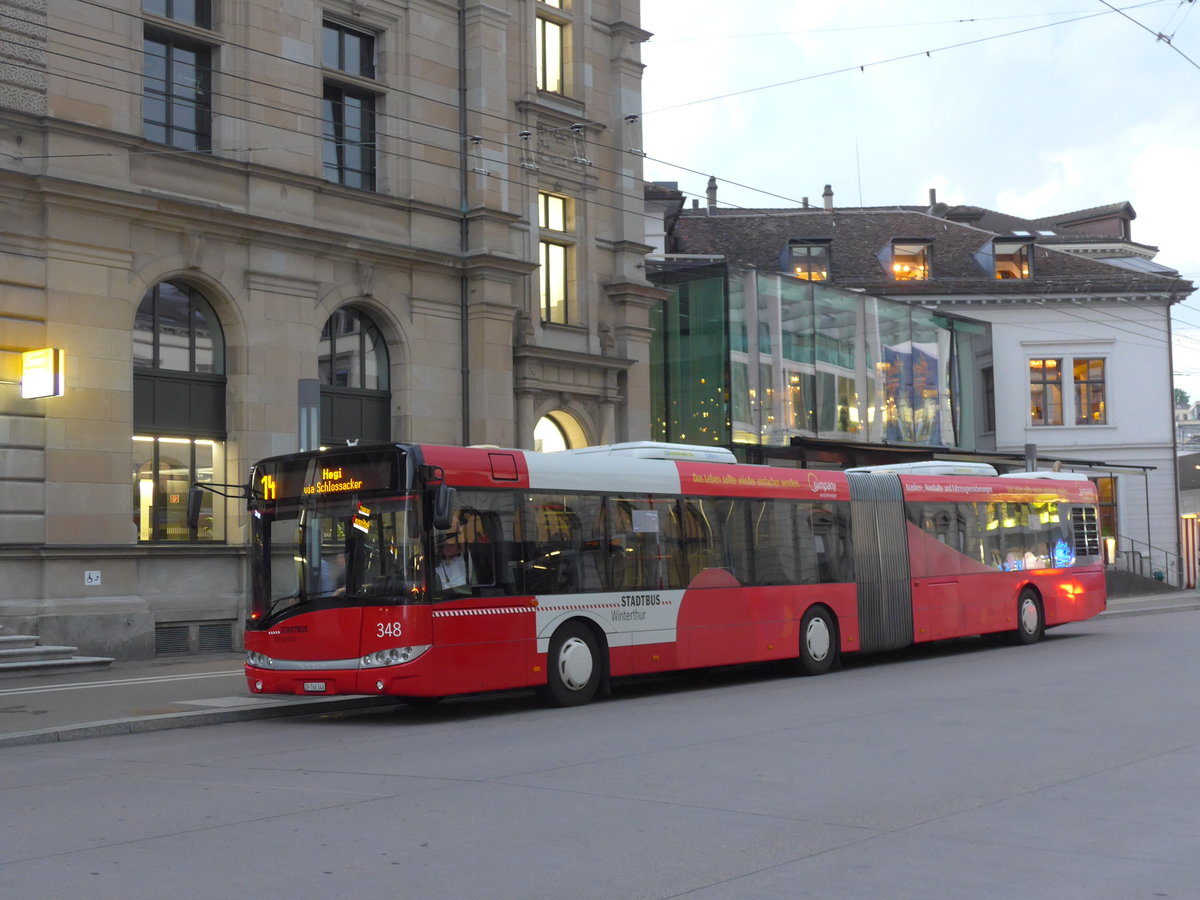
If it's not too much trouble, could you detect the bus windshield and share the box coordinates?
[249,493,427,624]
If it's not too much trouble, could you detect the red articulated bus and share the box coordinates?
[240,442,1105,706]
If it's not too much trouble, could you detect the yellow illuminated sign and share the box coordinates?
[303,466,364,496]
[21,348,65,399]
[260,474,277,500]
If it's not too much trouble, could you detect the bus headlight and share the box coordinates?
[246,651,273,669]
[360,645,430,668]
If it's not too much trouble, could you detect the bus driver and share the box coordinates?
[436,536,472,594]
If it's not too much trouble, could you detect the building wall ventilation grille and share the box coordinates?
[155,625,190,655]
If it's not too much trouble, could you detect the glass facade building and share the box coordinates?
[648,262,992,453]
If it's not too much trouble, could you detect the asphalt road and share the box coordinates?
[1,607,1198,899]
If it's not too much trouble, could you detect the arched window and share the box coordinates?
[132,281,227,542]
[535,410,587,451]
[535,415,569,452]
[319,307,391,446]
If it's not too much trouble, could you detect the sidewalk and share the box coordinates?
[0,653,397,748]
[2,591,1198,749]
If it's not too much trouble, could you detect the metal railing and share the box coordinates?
[1112,535,1183,587]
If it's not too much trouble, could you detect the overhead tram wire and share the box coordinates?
[646,4,1178,43]
[639,0,1168,117]
[70,0,1174,165]
[41,0,1183,217]
[16,14,746,227]
[0,57,678,232]
[9,37,1192,344]
[1097,0,1200,71]
[5,24,843,232]
[13,8,1196,353]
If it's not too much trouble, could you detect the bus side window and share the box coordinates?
[573,493,606,592]
[753,500,796,586]
[809,508,834,584]
[522,495,582,594]
[458,507,497,591]
[453,489,524,597]
[962,502,986,567]
[677,498,717,585]
[721,499,753,584]
[819,503,853,583]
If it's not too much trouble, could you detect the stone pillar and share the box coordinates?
[516,389,537,449]
[605,280,666,441]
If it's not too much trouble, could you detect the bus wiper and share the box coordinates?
[268,591,302,615]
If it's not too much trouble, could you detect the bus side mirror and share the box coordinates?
[187,486,205,530]
[431,483,456,531]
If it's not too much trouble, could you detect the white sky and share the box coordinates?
[638,1,1200,399]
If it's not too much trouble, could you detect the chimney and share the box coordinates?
[802,197,809,209]
[691,199,699,209]
[822,184,833,211]
[706,176,717,212]
[929,188,937,206]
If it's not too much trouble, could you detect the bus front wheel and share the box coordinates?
[540,622,602,707]
[796,605,837,676]
[1013,589,1045,645]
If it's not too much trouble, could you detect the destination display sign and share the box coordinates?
[251,448,403,504]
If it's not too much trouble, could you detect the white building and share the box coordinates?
[659,185,1195,579]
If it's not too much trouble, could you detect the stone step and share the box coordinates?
[0,655,116,673]
[0,641,115,674]
[0,634,40,650]
[0,644,82,663]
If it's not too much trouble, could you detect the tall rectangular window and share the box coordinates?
[323,20,375,78]
[143,33,212,151]
[536,15,564,93]
[539,243,568,324]
[1074,358,1106,424]
[538,191,573,324]
[1030,358,1063,426]
[323,86,376,189]
[323,21,377,190]
[143,0,211,28]
[981,365,996,432]
[1093,475,1118,539]
[892,241,930,281]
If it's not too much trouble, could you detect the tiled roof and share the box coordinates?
[668,206,1193,297]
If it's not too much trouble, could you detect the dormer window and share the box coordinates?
[788,241,830,281]
[995,239,1032,279]
[891,241,930,281]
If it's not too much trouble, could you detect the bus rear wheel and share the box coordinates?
[1012,589,1045,645]
[796,605,837,676]
[540,622,602,707]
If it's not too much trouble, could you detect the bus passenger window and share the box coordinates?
[522,496,582,594]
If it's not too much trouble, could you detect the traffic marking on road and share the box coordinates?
[0,670,244,697]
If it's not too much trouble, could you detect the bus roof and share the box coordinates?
[845,461,999,477]
[560,442,738,464]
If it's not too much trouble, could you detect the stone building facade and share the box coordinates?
[0,0,660,657]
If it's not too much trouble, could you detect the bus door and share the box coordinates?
[846,473,913,652]
[428,497,537,695]
[907,503,965,642]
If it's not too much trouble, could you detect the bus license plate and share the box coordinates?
[303,682,326,693]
